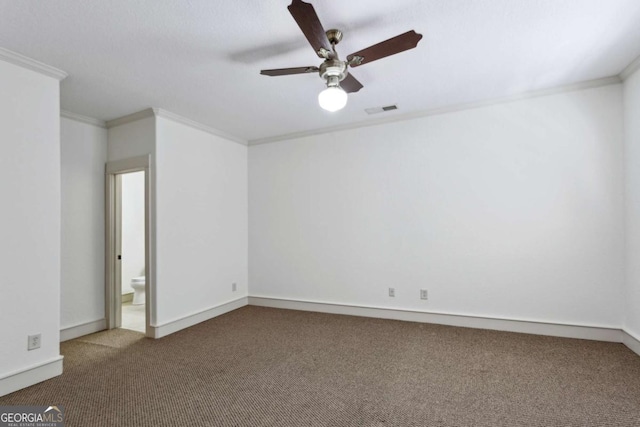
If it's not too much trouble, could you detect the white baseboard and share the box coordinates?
[60,319,106,342]
[248,296,622,342]
[622,330,640,357]
[151,297,248,338]
[0,356,63,397]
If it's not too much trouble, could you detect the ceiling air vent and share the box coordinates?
[365,104,398,115]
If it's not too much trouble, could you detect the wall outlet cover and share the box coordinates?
[28,334,41,351]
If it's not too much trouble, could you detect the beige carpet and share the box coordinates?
[2,306,640,426]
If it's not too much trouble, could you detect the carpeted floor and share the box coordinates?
[2,306,640,426]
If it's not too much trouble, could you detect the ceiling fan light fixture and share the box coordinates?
[318,85,347,112]
[319,75,347,112]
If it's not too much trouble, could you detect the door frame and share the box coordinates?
[105,155,153,337]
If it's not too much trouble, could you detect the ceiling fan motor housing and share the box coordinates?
[319,59,348,85]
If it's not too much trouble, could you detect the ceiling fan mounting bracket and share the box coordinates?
[325,29,343,45]
[317,47,332,59]
[348,56,364,66]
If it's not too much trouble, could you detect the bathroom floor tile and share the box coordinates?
[121,302,145,333]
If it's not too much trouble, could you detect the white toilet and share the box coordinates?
[130,276,146,305]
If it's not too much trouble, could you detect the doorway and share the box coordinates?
[105,155,152,336]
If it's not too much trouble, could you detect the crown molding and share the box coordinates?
[249,76,622,146]
[105,108,247,146]
[105,108,155,128]
[152,108,247,146]
[620,54,640,81]
[0,47,67,81]
[61,110,107,128]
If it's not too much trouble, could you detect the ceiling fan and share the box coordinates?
[260,0,423,112]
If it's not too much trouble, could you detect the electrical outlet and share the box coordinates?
[232,282,237,292]
[388,287,395,297]
[28,334,41,351]
[420,289,428,300]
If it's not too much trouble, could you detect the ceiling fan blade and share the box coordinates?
[288,0,334,58]
[260,66,319,76]
[347,30,423,67]
[341,73,363,93]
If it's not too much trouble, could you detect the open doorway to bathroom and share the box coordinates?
[119,171,146,332]
[105,155,152,336]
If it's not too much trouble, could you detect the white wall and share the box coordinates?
[107,116,155,162]
[155,116,248,325]
[624,68,640,339]
[249,84,625,328]
[0,59,63,394]
[121,171,145,294]
[60,117,107,330]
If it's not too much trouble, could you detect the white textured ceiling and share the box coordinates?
[1,0,639,142]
